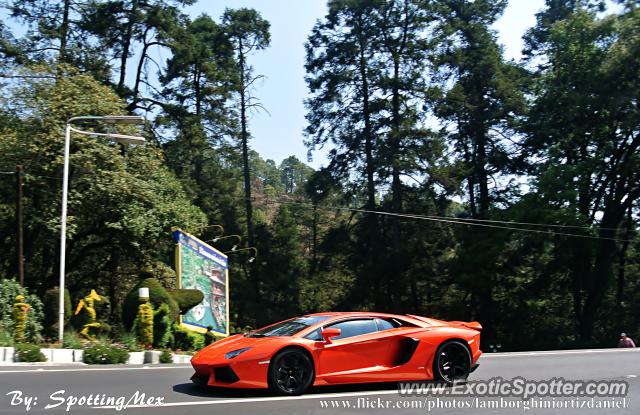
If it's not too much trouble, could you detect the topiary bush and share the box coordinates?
[122,278,179,330]
[15,343,46,362]
[13,295,29,343]
[135,299,153,347]
[172,325,204,351]
[0,279,44,343]
[42,287,71,338]
[83,343,129,364]
[153,304,173,349]
[169,289,204,314]
[159,349,173,363]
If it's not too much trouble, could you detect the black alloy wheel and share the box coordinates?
[269,349,315,395]
[433,340,472,384]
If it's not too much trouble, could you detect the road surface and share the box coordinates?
[1,348,638,414]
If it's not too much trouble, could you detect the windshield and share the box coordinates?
[246,315,330,338]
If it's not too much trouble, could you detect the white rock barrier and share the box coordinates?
[1,346,191,365]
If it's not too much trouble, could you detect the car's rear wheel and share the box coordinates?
[433,340,472,384]
[268,348,315,395]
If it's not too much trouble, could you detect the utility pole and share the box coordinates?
[16,164,24,286]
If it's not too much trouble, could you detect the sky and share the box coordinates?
[188,0,546,169]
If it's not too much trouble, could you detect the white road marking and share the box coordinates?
[0,365,191,374]
[481,348,640,358]
[93,389,401,410]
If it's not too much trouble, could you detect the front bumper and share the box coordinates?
[191,356,270,389]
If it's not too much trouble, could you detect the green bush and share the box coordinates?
[159,349,173,363]
[153,304,174,349]
[42,287,71,338]
[83,343,129,364]
[135,300,153,347]
[0,279,44,343]
[61,331,83,349]
[169,289,204,314]
[15,343,46,362]
[172,325,204,351]
[122,278,179,330]
[118,332,143,352]
[0,325,12,346]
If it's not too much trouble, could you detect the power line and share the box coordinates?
[259,199,637,244]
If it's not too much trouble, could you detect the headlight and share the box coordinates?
[224,347,251,359]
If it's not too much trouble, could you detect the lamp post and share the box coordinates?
[58,115,146,343]
[207,234,242,245]
[224,247,258,263]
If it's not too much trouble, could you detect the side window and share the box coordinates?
[375,318,397,331]
[327,319,377,340]
[304,328,323,341]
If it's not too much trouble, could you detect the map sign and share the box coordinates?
[172,228,229,336]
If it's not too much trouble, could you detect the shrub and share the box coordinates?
[61,331,83,349]
[135,299,153,347]
[122,278,179,330]
[159,350,173,363]
[83,343,129,364]
[0,325,12,346]
[15,343,46,362]
[0,279,44,343]
[13,295,29,343]
[153,304,173,349]
[42,287,71,338]
[169,289,204,314]
[172,325,204,351]
[118,332,142,352]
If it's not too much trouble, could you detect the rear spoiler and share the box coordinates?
[407,315,482,331]
[450,321,483,331]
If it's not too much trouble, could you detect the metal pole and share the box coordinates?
[16,165,24,286]
[58,124,71,343]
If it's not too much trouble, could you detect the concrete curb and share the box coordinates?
[1,346,191,365]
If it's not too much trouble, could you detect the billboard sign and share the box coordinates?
[172,228,229,336]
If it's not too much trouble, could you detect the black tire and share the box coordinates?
[268,348,315,395]
[432,340,472,385]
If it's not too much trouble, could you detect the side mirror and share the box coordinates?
[321,328,341,343]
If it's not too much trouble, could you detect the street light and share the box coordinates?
[58,115,146,343]
[207,234,242,245]
[224,247,258,263]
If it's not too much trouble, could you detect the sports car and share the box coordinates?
[190,312,482,395]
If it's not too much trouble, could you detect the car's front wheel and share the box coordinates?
[268,348,315,395]
[433,340,472,384]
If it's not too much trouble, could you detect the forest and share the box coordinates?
[0,0,638,351]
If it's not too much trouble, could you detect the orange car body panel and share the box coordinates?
[190,312,482,389]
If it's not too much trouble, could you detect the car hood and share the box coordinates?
[193,334,283,361]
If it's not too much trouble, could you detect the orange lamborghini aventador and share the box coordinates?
[191,312,482,395]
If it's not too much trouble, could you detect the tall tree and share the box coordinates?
[222,8,271,249]
[5,0,109,78]
[433,0,526,339]
[81,0,193,99]
[525,7,640,340]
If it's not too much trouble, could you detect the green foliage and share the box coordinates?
[83,343,129,365]
[15,343,46,362]
[117,331,143,352]
[12,295,29,343]
[0,280,43,343]
[168,289,204,314]
[153,304,174,349]
[135,299,154,347]
[61,331,84,349]
[172,325,204,351]
[0,325,12,346]
[42,287,71,339]
[159,349,173,364]
[122,278,179,330]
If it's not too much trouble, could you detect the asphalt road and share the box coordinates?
[1,348,638,415]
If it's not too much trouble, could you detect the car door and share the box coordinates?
[316,318,391,378]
